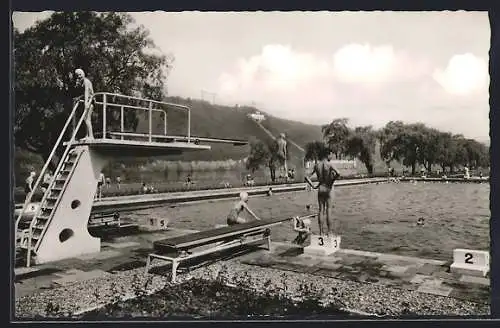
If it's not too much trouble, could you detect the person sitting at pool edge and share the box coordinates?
[227,191,261,225]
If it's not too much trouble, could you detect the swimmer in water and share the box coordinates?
[227,191,261,225]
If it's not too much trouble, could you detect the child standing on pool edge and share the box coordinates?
[227,191,261,225]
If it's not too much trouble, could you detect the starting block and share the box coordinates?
[303,234,341,256]
[450,248,489,277]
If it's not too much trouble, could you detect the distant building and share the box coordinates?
[248,111,266,122]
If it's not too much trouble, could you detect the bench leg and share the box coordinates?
[171,260,179,283]
[145,255,152,274]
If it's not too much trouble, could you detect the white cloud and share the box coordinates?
[332,44,396,83]
[219,44,331,93]
[217,44,336,114]
[217,43,434,120]
[432,53,489,95]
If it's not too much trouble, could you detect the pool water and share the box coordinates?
[129,182,490,261]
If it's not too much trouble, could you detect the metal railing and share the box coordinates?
[92,92,192,143]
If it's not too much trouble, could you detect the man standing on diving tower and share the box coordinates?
[277,133,288,181]
[75,68,95,140]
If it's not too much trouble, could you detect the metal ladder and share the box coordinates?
[15,98,91,267]
[20,148,84,254]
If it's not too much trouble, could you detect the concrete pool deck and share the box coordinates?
[14,227,490,307]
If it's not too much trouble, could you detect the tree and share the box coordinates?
[449,135,468,172]
[14,12,174,166]
[462,138,489,169]
[378,121,406,166]
[417,127,441,172]
[246,138,269,173]
[304,140,328,163]
[435,132,454,172]
[345,126,377,175]
[322,118,350,159]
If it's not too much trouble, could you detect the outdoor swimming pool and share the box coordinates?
[128,181,490,261]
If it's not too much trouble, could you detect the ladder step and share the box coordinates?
[36,214,50,220]
[34,222,47,229]
[51,187,63,191]
[46,197,58,201]
[63,162,76,169]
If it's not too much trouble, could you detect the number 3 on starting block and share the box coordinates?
[314,235,339,248]
[304,235,341,256]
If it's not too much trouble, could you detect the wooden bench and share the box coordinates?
[145,214,315,282]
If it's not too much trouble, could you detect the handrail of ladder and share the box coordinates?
[14,100,83,237]
[24,99,91,266]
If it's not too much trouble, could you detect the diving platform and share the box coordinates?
[15,92,247,267]
[64,138,211,157]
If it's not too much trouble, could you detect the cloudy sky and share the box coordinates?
[13,11,490,142]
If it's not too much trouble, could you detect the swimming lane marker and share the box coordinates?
[450,248,489,277]
[139,217,169,231]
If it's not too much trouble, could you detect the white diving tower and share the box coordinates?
[15,92,246,267]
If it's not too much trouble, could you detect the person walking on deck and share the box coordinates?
[75,68,95,140]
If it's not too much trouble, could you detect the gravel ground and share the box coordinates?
[15,259,489,319]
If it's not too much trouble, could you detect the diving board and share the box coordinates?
[64,138,211,157]
[145,214,315,282]
[106,132,248,146]
[15,92,247,268]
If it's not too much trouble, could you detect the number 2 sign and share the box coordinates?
[464,252,474,264]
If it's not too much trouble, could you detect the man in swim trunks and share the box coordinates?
[306,149,340,236]
[227,191,261,225]
[277,133,288,181]
[74,68,95,139]
[96,173,105,200]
